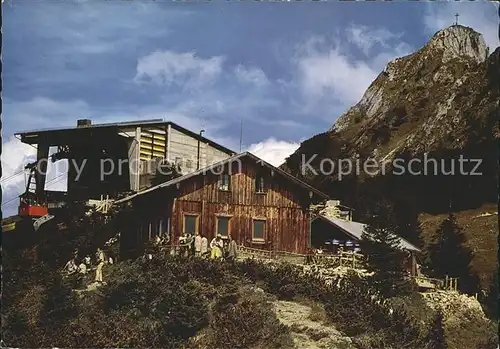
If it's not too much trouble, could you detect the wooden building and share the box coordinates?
[311,215,421,276]
[15,119,235,202]
[115,152,329,259]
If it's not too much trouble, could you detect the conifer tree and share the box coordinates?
[423,213,475,293]
[394,202,424,248]
[360,200,412,297]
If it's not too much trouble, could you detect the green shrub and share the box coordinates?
[206,286,294,349]
[236,260,329,301]
[4,249,494,349]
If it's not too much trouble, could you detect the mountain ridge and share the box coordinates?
[328,25,497,160]
[283,25,498,180]
[281,25,499,293]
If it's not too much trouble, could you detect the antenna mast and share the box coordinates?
[197,110,205,170]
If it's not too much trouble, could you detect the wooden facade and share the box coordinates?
[118,153,329,258]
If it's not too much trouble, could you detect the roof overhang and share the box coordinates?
[14,119,235,155]
[115,152,329,204]
[312,214,421,252]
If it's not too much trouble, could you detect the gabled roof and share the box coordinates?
[15,119,235,155]
[115,151,329,204]
[313,215,421,252]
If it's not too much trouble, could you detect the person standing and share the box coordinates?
[179,233,187,256]
[194,232,202,257]
[217,235,224,258]
[210,235,218,259]
[201,234,209,257]
[95,248,106,283]
[226,234,238,262]
[210,235,223,259]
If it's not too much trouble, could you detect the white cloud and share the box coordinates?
[346,24,405,56]
[296,44,378,105]
[234,65,269,87]
[247,138,300,167]
[293,27,413,108]
[1,140,68,217]
[423,2,499,50]
[1,137,37,192]
[134,50,224,90]
[1,137,37,216]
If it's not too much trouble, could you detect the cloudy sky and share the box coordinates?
[2,1,498,217]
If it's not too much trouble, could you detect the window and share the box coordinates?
[183,214,198,234]
[252,219,266,241]
[216,216,231,237]
[218,174,230,191]
[255,175,265,193]
[186,159,193,169]
[175,157,182,166]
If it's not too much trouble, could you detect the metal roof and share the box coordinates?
[15,119,165,135]
[115,151,329,204]
[314,215,421,252]
[15,119,235,155]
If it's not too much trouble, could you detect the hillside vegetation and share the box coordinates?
[419,203,498,291]
[3,241,498,349]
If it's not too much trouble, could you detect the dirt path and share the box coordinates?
[273,300,355,349]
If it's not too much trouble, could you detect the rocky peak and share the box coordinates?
[427,25,488,64]
[332,25,492,139]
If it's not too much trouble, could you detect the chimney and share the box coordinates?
[77,119,92,127]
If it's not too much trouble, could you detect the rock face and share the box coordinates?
[429,26,488,64]
[422,290,485,316]
[421,290,492,349]
[330,25,496,158]
[283,25,498,195]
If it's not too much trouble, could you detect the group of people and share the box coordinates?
[63,247,113,284]
[154,234,169,246]
[207,234,237,261]
[176,232,238,261]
